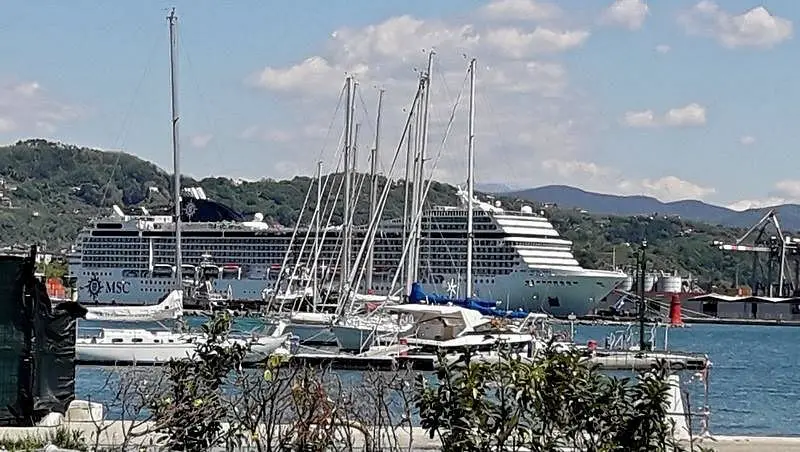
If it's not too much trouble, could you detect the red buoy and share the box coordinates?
[669,293,683,326]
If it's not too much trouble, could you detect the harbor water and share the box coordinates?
[75,319,799,436]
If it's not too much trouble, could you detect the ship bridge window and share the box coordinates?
[132,338,143,343]
[111,338,123,343]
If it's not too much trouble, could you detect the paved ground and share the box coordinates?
[4,420,800,450]
[698,436,800,451]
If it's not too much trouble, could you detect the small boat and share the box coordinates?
[76,326,290,365]
[83,290,183,322]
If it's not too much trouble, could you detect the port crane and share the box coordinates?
[711,210,800,297]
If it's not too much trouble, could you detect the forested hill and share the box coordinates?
[0,139,748,289]
[0,139,461,250]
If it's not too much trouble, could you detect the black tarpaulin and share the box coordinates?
[0,250,82,426]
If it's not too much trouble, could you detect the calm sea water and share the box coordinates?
[75,319,800,436]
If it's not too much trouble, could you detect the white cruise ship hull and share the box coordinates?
[419,267,626,317]
[74,266,625,317]
[69,189,628,317]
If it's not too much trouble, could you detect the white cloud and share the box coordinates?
[481,0,561,21]
[484,61,567,96]
[664,103,706,126]
[726,198,787,211]
[542,158,716,201]
[0,80,81,135]
[623,103,706,128]
[773,180,800,199]
[252,56,365,94]
[603,0,649,30]
[655,44,671,53]
[190,134,213,148]
[247,9,593,187]
[623,110,656,127]
[0,117,16,133]
[13,81,41,97]
[679,1,792,49]
[739,135,756,145]
[485,27,589,57]
[727,179,800,210]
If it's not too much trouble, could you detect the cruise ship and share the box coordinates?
[67,187,627,317]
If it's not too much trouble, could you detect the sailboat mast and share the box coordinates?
[412,52,434,285]
[366,89,384,292]
[466,58,476,299]
[168,8,182,291]
[342,76,354,294]
[314,160,322,310]
[402,92,416,293]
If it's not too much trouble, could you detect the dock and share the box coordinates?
[683,317,800,327]
[77,348,709,372]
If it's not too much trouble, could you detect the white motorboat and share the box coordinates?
[83,290,183,322]
[76,326,290,364]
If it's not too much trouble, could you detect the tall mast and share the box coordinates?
[366,89,384,292]
[402,91,417,293]
[412,51,434,285]
[466,58,476,299]
[168,8,182,291]
[352,122,360,204]
[341,76,354,295]
[314,160,322,310]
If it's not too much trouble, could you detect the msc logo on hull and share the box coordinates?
[84,274,131,301]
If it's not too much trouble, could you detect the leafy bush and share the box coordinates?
[416,344,712,452]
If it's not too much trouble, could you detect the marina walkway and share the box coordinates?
[1,421,800,450]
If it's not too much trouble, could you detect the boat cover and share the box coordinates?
[0,252,85,426]
[408,281,530,319]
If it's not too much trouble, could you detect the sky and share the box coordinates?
[0,0,798,210]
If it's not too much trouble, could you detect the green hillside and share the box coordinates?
[0,139,748,289]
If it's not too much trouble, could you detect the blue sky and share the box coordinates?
[0,0,797,209]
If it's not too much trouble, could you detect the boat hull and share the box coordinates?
[75,335,288,365]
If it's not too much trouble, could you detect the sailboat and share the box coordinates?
[407,58,535,321]
[75,9,289,363]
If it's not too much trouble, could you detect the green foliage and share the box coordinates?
[0,139,745,287]
[548,209,749,290]
[416,345,711,452]
[150,312,247,451]
[0,427,87,451]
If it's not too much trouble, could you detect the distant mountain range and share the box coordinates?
[496,185,800,232]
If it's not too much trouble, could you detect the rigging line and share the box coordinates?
[99,29,163,208]
[476,89,520,188]
[179,26,223,156]
[314,82,348,168]
[272,125,346,307]
[267,81,347,304]
[285,131,346,300]
[386,65,468,297]
[356,89,375,144]
[414,66,468,282]
[344,83,425,316]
